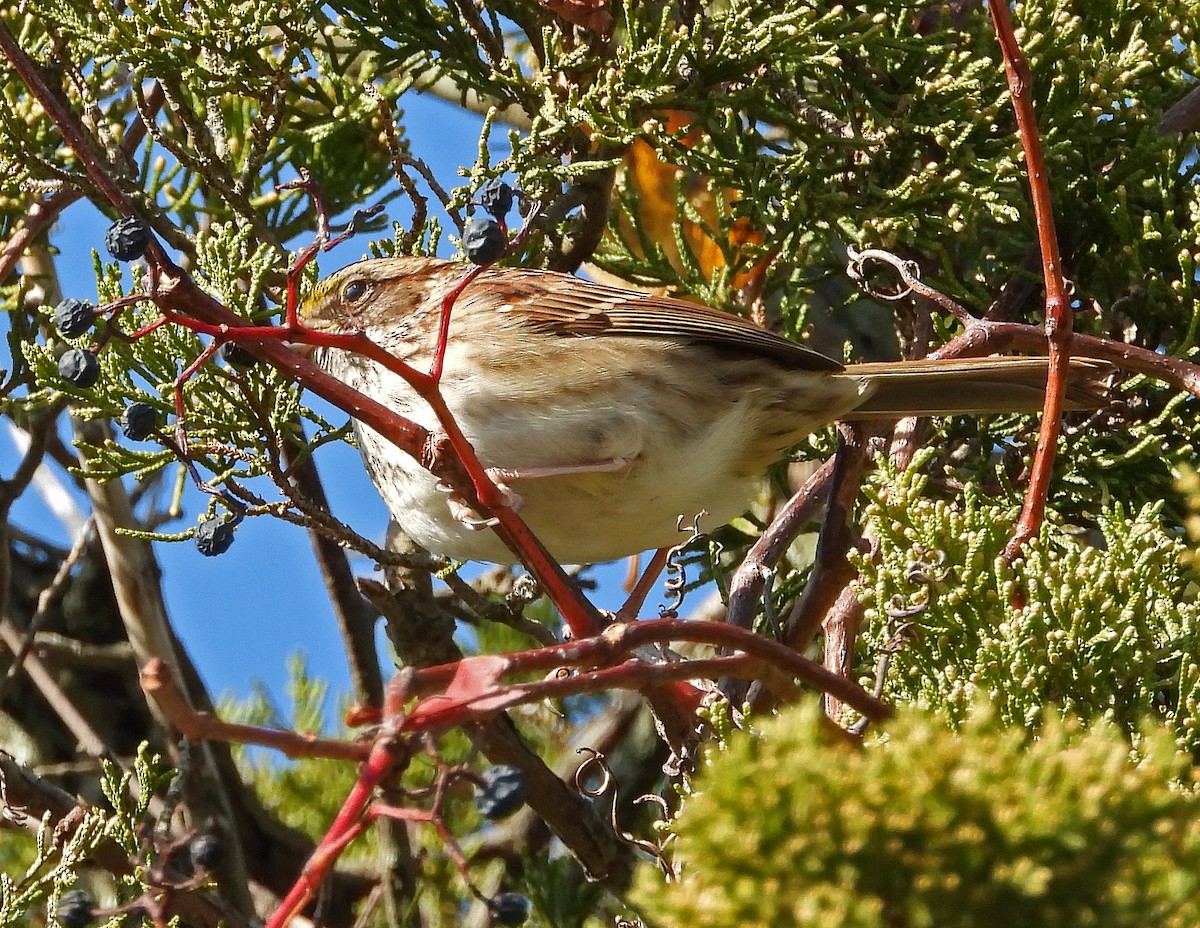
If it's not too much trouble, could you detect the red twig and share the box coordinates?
[140,660,370,762]
[145,613,891,757]
[173,341,222,451]
[616,546,671,620]
[146,617,887,924]
[143,591,890,925]
[986,2,1073,558]
[265,727,408,928]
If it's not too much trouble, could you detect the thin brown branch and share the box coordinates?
[281,441,384,708]
[725,455,837,632]
[930,319,1200,398]
[852,246,1200,398]
[441,569,558,646]
[0,516,93,704]
[140,658,371,762]
[782,424,873,654]
[0,406,63,647]
[615,546,670,621]
[820,585,865,720]
[16,630,134,670]
[0,618,109,754]
[470,693,645,869]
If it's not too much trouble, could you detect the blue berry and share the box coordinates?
[118,403,159,440]
[476,765,527,820]
[462,218,506,266]
[195,518,235,557]
[104,216,151,261]
[53,298,96,338]
[187,833,225,872]
[489,892,531,926]
[58,348,100,388]
[219,341,259,370]
[54,890,96,928]
[478,179,515,221]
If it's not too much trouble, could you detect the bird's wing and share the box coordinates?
[489,267,844,372]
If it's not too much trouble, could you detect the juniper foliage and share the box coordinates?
[0,0,1197,925]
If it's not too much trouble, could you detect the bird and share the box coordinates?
[298,255,1107,565]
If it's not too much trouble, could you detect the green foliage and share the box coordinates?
[221,655,368,845]
[586,0,1200,343]
[0,0,404,529]
[0,745,170,928]
[3,0,1200,923]
[852,449,1200,751]
[631,702,1200,928]
[22,0,400,237]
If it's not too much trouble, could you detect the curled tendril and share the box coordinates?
[659,511,707,618]
[575,748,675,881]
[885,544,950,622]
[846,245,977,325]
[845,245,921,302]
[906,545,950,585]
[879,545,952,668]
[885,591,929,620]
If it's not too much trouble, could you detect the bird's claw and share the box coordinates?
[436,472,523,531]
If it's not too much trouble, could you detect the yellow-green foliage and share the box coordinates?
[0,746,172,928]
[631,703,1200,928]
[851,450,1200,750]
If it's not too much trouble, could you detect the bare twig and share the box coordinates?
[725,455,837,632]
[0,516,93,704]
[781,424,874,655]
[442,569,558,646]
[0,618,109,754]
[820,585,865,720]
[281,441,384,708]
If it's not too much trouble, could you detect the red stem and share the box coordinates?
[987,1,1073,558]
[264,731,403,928]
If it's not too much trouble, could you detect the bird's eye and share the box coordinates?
[343,280,368,303]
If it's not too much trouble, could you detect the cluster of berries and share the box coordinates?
[52,217,151,392]
[462,178,515,266]
[52,217,250,555]
[53,833,224,927]
[473,764,532,925]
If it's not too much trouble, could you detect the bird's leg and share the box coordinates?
[436,477,521,530]
[487,456,634,482]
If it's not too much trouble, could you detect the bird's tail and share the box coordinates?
[837,356,1113,418]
